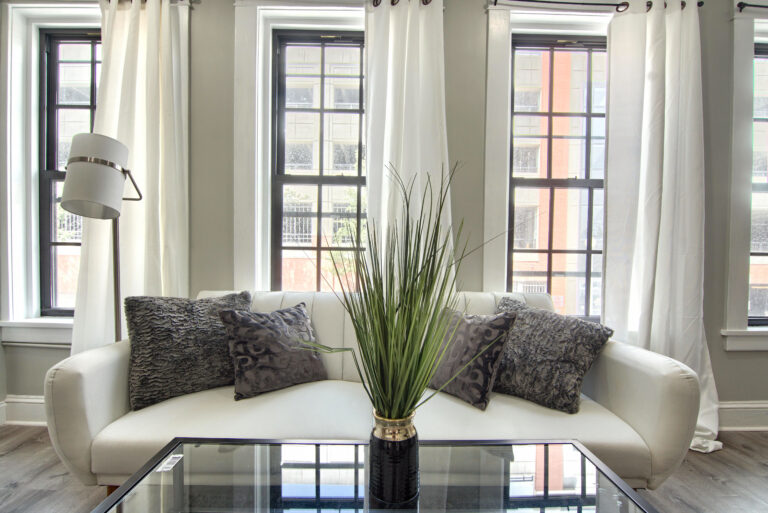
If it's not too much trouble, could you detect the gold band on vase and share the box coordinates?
[372,411,417,442]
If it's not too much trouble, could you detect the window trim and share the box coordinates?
[232,2,365,292]
[481,7,611,301]
[0,4,100,323]
[270,29,365,291]
[38,29,100,317]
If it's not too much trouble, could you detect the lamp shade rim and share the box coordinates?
[61,198,121,220]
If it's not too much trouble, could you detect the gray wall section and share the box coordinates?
[3,346,69,396]
[444,0,488,292]
[0,346,6,401]
[188,0,236,296]
[700,2,768,402]
[4,1,768,403]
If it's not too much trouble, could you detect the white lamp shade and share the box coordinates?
[61,133,130,219]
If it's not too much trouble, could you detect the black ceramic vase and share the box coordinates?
[368,411,419,509]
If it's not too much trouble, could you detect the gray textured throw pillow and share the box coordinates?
[219,303,327,400]
[494,297,613,413]
[428,310,516,410]
[125,291,252,410]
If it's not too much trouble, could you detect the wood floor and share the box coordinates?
[0,425,766,512]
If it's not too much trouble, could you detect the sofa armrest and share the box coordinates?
[581,340,699,489]
[44,340,131,485]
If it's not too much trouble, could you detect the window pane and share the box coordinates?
[59,43,91,61]
[95,43,102,61]
[590,117,606,179]
[286,46,321,75]
[325,77,360,110]
[285,112,319,175]
[325,46,360,76]
[53,245,80,308]
[320,250,357,292]
[514,50,549,112]
[321,186,358,247]
[755,57,768,118]
[551,253,587,316]
[752,192,768,252]
[592,51,607,114]
[282,250,317,291]
[512,139,547,178]
[552,188,588,250]
[324,113,359,176]
[513,187,549,250]
[552,116,586,179]
[283,185,317,246]
[55,181,82,242]
[511,252,548,294]
[754,121,768,184]
[286,76,319,108]
[553,50,588,113]
[513,114,548,137]
[590,254,602,316]
[57,109,91,170]
[592,188,604,250]
[749,255,768,318]
[58,62,91,105]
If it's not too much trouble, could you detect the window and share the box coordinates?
[750,45,768,323]
[39,30,101,315]
[272,31,365,291]
[508,35,606,318]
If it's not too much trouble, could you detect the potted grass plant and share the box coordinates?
[311,169,481,507]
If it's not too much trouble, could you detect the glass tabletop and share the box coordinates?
[93,439,659,513]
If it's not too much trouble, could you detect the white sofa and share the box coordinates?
[44,291,700,490]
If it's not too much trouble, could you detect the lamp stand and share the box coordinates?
[112,217,122,342]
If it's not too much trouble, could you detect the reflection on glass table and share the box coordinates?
[93,440,658,513]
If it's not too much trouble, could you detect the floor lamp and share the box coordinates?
[61,133,142,342]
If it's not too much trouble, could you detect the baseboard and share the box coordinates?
[719,400,768,431]
[4,395,46,426]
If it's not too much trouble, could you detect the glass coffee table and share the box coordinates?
[91,438,659,513]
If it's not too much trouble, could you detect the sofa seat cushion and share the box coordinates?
[91,380,651,484]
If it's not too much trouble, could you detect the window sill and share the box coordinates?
[720,328,768,351]
[0,317,72,346]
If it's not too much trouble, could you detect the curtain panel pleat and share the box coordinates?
[365,0,452,259]
[71,0,189,354]
[604,0,721,452]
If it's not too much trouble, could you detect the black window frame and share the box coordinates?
[39,29,101,316]
[507,34,606,321]
[271,30,365,292]
[749,43,768,325]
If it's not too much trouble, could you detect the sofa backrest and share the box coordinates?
[197,290,554,382]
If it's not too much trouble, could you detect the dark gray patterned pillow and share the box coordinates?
[494,297,612,413]
[428,310,516,410]
[219,303,327,400]
[125,291,252,410]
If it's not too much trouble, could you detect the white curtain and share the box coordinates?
[604,0,721,452]
[365,0,451,245]
[71,0,189,354]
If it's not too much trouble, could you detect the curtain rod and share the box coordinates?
[737,2,768,12]
[372,0,433,5]
[492,0,703,11]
